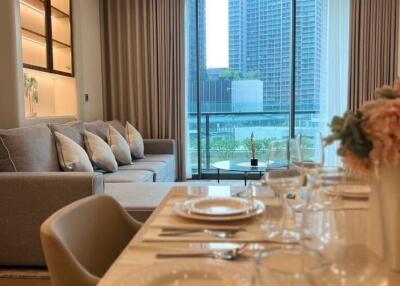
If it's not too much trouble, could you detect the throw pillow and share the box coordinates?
[48,121,85,148]
[84,120,109,141]
[84,131,118,172]
[125,122,145,159]
[107,126,132,165]
[54,132,93,172]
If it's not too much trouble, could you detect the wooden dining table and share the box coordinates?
[98,185,400,285]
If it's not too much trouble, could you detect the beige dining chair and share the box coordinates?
[40,195,142,286]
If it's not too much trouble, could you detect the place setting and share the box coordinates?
[143,194,274,242]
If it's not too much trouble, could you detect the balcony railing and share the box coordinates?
[188,110,319,172]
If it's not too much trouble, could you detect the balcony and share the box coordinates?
[188,110,319,173]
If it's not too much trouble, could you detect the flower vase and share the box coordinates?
[378,166,400,272]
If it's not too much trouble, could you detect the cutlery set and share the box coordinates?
[159,227,245,238]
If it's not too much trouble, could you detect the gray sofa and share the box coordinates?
[0,120,176,266]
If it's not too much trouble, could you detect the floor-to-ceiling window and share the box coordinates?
[186,0,349,178]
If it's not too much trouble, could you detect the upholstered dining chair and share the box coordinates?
[40,195,142,286]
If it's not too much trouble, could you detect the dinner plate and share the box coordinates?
[323,184,371,198]
[173,199,265,221]
[116,261,250,286]
[183,197,255,216]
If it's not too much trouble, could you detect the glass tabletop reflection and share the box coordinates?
[212,160,267,172]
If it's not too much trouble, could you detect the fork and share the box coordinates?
[156,244,248,261]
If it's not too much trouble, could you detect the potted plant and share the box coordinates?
[250,132,258,166]
[24,73,39,118]
[325,80,400,271]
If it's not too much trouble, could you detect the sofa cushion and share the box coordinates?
[84,120,109,141]
[136,154,176,181]
[107,120,125,137]
[84,131,118,172]
[103,170,154,183]
[0,124,60,172]
[126,122,145,159]
[54,132,94,172]
[48,121,85,148]
[119,162,169,182]
[107,126,132,165]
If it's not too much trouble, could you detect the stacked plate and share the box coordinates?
[173,197,265,221]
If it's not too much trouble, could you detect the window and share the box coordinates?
[186,0,350,177]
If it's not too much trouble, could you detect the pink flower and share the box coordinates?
[361,98,400,168]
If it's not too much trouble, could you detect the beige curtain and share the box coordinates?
[348,0,399,112]
[100,0,186,180]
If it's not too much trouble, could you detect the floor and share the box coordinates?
[0,279,51,286]
[0,179,251,286]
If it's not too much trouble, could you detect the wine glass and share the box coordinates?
[292,133,342,211]
[252,247,333,286]
[266,139,289,170]
[264,169,304,243]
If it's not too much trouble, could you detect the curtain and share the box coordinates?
[100,0,187,180]
[320,0,350,166]
[348,0,399,112]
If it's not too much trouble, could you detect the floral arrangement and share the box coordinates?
[325,81,400,175]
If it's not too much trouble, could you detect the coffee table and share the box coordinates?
[212,160,267,185]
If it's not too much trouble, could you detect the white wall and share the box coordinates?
[73,0,104,122]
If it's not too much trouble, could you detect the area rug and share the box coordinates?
[0,267,49,279]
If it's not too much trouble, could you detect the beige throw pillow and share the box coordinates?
[84,131,118,172]
[54,132,93,172]
[125,122,145,159]
[107,126,132,165]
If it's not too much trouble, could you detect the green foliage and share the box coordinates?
[219,69,242,80]
[218,69,261,80]
[325,111,373,159]
[210,140,240,159]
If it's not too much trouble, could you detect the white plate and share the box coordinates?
[173,199,265,221]
[183,197,255,216]
[116,261,250,286]
[323,184,371,198]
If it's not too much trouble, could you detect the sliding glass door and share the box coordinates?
[186,0,349,177]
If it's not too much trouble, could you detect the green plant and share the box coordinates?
[24,73,39,116]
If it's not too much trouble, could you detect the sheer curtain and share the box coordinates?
[320,0,350,166]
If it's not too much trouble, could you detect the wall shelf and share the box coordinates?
[20,0,73,76]
[21,27,46,45]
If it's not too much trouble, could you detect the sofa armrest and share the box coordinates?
[0,172,104,266]
[143,139,176,155]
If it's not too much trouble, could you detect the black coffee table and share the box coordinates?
[212,160,267,185]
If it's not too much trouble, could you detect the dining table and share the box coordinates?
[98,184,400,285]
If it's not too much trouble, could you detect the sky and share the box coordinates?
[206,0,229,69]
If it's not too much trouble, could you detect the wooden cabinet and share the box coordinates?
[20,0,73,76]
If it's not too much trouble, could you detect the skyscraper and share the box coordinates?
[228,0,325,113]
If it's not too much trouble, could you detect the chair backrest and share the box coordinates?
[41,195,141,286]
